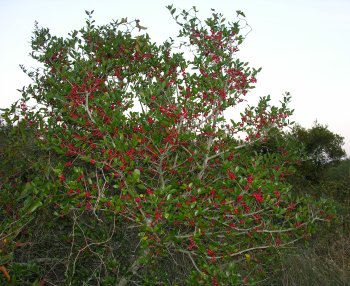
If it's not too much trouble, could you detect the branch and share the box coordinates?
[215,237,303,260]
[84,92,96,124]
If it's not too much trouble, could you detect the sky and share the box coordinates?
[0,0,349,156]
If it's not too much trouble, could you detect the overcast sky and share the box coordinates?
[0,0,349,155]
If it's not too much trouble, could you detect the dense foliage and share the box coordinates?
[291,123,346,183]
[0,7,346,285]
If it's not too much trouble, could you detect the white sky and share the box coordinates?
[1,0,349,156]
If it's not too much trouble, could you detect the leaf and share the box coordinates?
[137,183,146,190]
[120,17,128,24]
[18,183,31,200]
[0,265,10,282]
[85,10,94,16]
[135,19,147,31]
[132,169,141,183]
[28,199,43,214]
[15,241,33,248]
[135,41,141,53]
[236,10,246,18]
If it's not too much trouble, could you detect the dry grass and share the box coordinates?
[277,206,350,286]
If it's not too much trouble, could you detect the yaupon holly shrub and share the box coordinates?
[1,6,330,285]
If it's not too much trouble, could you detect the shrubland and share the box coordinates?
[0,6,348,285]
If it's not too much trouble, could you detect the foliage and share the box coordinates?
[291,122,346,183]
[0,7,329,285]
[272,190,350,286]
[264,129,349,286]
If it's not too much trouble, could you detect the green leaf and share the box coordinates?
[28,200,43,214]
[236,10,246,18]
[137,183,146,190]
[132,169,141,183]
